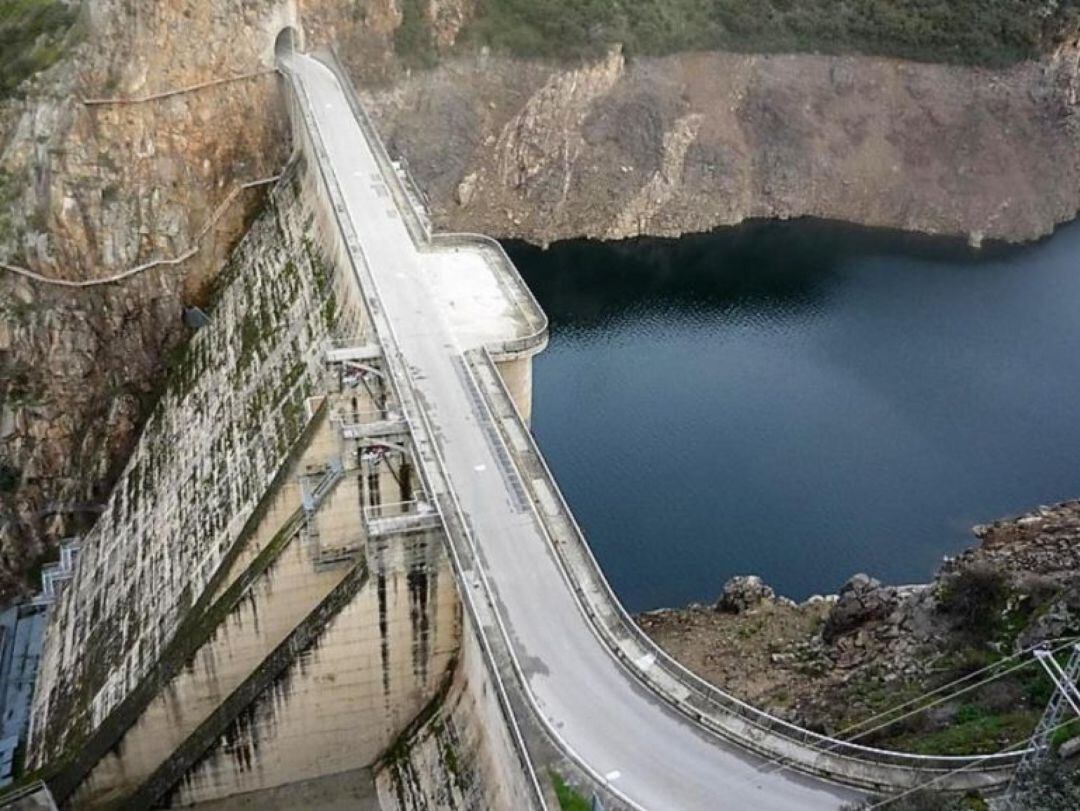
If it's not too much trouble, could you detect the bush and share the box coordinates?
[459,0,1080,66]
[0,0,79,98]
[551,772,591,811]
[938,565,1009,639]
[394,0,438,68]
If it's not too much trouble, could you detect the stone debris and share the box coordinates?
[642,499,1080,740]
[716,575,775,614]
[822,574,898,643]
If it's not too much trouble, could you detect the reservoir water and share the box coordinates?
[510,219,1080,613]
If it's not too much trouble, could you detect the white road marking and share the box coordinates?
[474,464,487,472]
[606,770,622,781]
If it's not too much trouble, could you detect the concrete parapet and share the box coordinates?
[318,50,548,365]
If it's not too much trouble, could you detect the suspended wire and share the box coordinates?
[865,715,1080,809]
[759,636,1080,777]
[837,636,1080,739]
[838,637,1080,745]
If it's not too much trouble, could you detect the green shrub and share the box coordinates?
[551,772,591,811]
[394,0,437,68]
[938,564,1010,640]
[459,0,1080,66]
[0,0,79,99]
[890,709,1034,756]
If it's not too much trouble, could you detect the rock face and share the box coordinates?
[961,501,1080,582]
[0,0,400,597]
[0,0,307,596]
[716,575,776,614]
[366,43,1080,247]
[823,574,899,643]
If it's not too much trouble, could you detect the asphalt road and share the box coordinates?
[286,52,856,811]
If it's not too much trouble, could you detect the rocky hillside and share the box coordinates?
[457,0,1080,65]
[2,0,1080,597]
[0,0,296,595]
[367,41,1080,247]
[641,501,1080,756]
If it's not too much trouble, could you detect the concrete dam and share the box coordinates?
[9,24,1029,811]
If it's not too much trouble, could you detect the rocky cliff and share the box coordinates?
[3,1,1080,597]
[641,501,1080,754]
[365,40,1080,247]
[0,0,304,595]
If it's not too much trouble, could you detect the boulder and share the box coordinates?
[823,573,898,643]
[716,575,775,614]
[1018,600,1071,649]
[455,172,478,206]
[1062,577,1080,613]
[1060,735,1080,760]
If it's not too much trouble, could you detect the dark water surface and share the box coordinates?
[508,220,1080,612]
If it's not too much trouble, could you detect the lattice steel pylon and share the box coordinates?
[1005,643,1080,809]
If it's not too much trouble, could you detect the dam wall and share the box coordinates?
[52,143,458,808]
[17,52,552,809]
[159,528,458,808]
[374,614,542,811]
[27,153,353,784]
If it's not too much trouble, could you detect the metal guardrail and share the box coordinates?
[467,346,1024,790]
[0,780,54,808]
[362,500,429,521]
[279,58,551,811]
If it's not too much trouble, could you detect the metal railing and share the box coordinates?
[467,346,1025,790]
[362,500,432,522]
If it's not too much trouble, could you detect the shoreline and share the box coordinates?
[636,500,1080,753]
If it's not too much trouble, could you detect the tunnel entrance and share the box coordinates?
[274,26,301,61]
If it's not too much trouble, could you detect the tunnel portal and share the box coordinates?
[274,26,301,60]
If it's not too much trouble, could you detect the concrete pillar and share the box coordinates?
[494,357,534,425]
